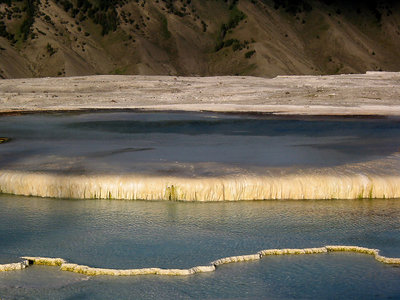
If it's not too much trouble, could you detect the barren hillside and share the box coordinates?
[0,0,399,78]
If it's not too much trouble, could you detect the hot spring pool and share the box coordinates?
[0,112,400,299]
[1,112,400,200]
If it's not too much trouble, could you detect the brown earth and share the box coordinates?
[0,0,400,78]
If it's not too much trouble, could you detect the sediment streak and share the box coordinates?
[1,246,399,276]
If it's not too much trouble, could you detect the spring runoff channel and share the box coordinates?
[1,111,400,200]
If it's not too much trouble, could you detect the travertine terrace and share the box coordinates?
[1,246,399,276]
[1,72,400,201]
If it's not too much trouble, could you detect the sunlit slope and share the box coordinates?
[1,0,400,78]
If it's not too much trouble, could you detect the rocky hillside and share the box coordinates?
[0,0,399,78]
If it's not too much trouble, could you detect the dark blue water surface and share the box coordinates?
[1,112,400,174]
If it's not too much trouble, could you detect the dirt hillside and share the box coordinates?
[0,0,399,78]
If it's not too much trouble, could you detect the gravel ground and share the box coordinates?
[0,71,399,116]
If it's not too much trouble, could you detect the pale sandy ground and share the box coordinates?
[0,71,399,116]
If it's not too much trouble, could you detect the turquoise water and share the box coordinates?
[1,196,400,299]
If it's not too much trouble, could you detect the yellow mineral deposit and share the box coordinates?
[21,257,66,266]
[1,245,398,276]
[258,247,328,256]
[211,254,261,266]
[58,264,214,276]
[0,137,10,144]
[1,156,400,201]
[0,260,29,272]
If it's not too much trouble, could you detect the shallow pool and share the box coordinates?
[1,112,400,174]
[1,112,400,298]
[0,196,400,299]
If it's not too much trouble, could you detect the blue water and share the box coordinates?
[1,112,400,298]
[1,112,400,176]
[0,196,400,299]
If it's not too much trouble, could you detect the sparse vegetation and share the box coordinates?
[46,43,56,56]
[215,4,246,51]
[216,38,249,52]
[0,20,14,40]
[160,14,171,39]
[111,66,127,75]
[245,50,256,58]
[0,0,12,5]
[44,14,53,25]
[273,0,312,15]
[20,0,39,41]
[201,20,207,32]
[53,0,121,35]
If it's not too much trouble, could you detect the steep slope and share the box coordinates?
[0,0,399,78]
